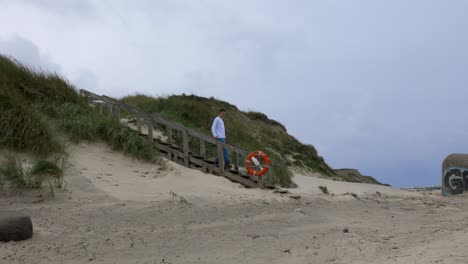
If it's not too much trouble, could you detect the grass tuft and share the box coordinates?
[319,185,329,194]
[31,160,62,177]
[265,163,294,187]
[0,157,43,189]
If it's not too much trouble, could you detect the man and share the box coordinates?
[211,109,231,168]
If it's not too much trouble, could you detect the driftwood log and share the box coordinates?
[0,214,33,242]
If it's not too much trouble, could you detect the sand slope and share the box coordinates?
[1,142,465,264]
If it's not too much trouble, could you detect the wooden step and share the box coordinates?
[224,171,257,188]
[227,169,240,174]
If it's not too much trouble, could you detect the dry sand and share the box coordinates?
[1,142,467,264]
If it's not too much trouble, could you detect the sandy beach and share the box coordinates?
[0,142,465,264]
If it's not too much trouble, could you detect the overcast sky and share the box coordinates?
[1,0,467,187]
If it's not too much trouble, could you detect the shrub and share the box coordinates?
[0,158,43,189]
[0,90,62,156]
[266,163,293,187]
[105,125,154,160]
[319,185,329,194]
[31,160,62,177]
[44,101,155,161]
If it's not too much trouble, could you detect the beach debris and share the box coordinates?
[0,215,33,242]
[319,186,329,194]
[343,228,349,233]
[288,194,301,200]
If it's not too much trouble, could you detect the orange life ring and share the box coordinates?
[246,151,270,177]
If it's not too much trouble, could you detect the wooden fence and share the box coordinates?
[79,89,267,188]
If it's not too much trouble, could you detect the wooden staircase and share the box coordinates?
[80,89,273,189]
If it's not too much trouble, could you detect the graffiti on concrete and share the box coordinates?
[442,167,468,196]
[442,154,468,196]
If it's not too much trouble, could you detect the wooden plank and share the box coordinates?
[210,164,221,174]
[136,116,142,133]
[152,115,185,132]
[80,89,102,101]
[102,95,148,116]
[224,171,257,188]
[189,157,205,166]
[147,119,154,144]
[154,141,175,154]
[217,141,224,176]
[107,103,113,117]
[258,176,264,188]
[114,104,121,123]
[182,130,189,167]
[187,130,247,155]
[199,138,206,158]
[167,126,173,144]
[234,152,239,171]
[82,89,269,189]
[99,93,248,154]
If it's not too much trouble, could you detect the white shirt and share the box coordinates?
[211,116,226,138]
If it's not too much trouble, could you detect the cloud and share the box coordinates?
[0,35,61,72]
[72,68,99,91]
[0,0,95,16]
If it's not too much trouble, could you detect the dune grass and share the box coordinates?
[0,54,156,163]
[122,93,338,186]
[0,89,63,156]
[0,54,157,192]
[31,160,63,177]
[0,158,42,189]
[319,185,329,194]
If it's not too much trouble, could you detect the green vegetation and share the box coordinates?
[0,54,380,188]
[122,93,337,186]
[333,169,380,184]
[0,55,155,162]
[0,158,42,189]
[0,157,68,192]
[0,54,157,190]
[31,160,62,177]
[319,185,329,194]
[265,163,294,187]
[344,192,359,199]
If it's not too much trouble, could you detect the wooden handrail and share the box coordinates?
[80,89,255,176]
[96,92,248,155]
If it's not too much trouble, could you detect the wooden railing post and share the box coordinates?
[258,176,264,188]
[217,141,225,175]
[199,138,206,159]
[182,130,189,167]
[147,119,153,144]
[167,126,173,145]
[136,116,142,133]
[107,103,113,117]
[234,152,239,171]
[114,104,121,123]
[98,103,104,114]
[79,89,268,188]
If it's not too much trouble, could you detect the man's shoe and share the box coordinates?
[224,163,232,169]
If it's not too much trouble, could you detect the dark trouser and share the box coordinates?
[214,138,230,165]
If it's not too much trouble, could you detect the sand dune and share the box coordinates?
[1,142,465,264]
